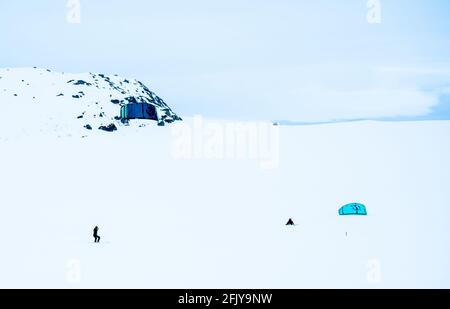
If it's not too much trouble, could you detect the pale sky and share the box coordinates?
[1,0,450,122]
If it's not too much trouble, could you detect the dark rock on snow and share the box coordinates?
[98,124,117,132]
[73,80,92,86]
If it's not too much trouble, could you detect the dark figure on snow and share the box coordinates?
[93,226,101,243]
[286,218,295,226]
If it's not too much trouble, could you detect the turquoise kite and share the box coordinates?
[338,203,367,216]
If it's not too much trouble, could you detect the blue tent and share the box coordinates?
[120,103,158,120]
[338,203,367,216]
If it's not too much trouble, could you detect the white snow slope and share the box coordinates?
[0,68,180,140]
[1,68,450,288]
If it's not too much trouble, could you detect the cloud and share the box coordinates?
[284,88,439,122]
[164,65,450,122]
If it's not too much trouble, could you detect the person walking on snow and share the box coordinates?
[93,226,101,243]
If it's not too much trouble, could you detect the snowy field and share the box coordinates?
[1,117,449,288]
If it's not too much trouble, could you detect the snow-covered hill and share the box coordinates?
[0,67,181,139]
